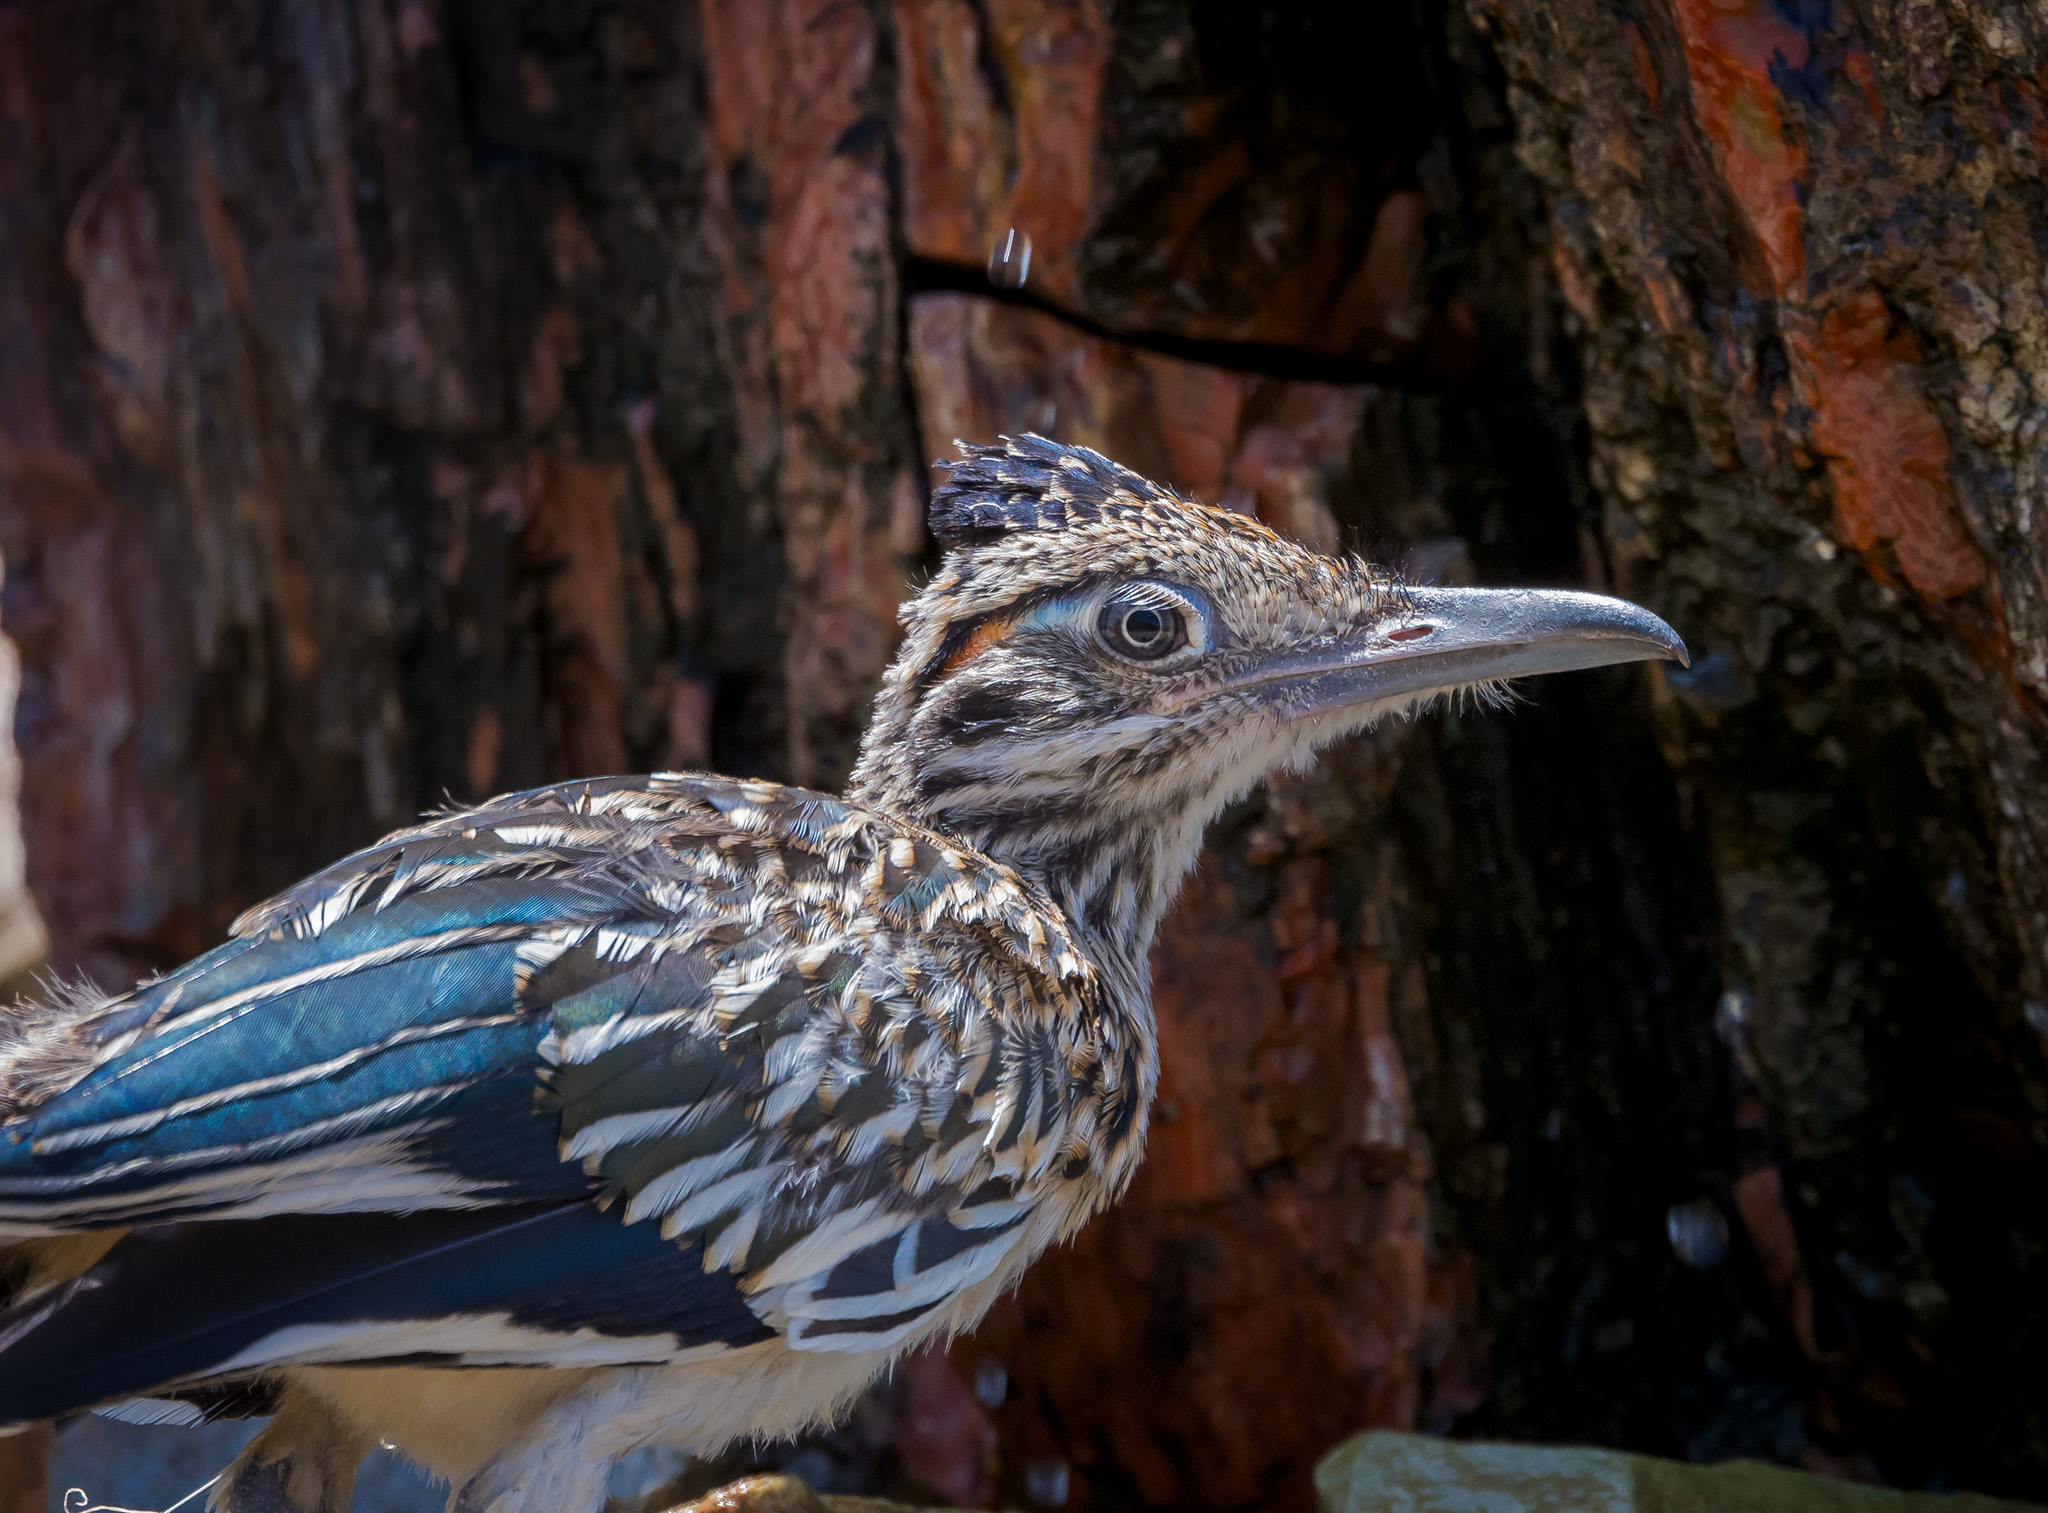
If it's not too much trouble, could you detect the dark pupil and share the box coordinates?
[1123,607,1165,646]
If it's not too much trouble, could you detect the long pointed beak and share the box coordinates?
[1220,586,1688,722]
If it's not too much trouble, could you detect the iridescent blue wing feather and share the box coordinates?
[0,774,1131,1421]
[0,849,643,1232]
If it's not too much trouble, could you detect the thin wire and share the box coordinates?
[64,1471,223,1513]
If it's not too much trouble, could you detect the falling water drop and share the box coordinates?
[1666,1198,1731,1269]
[1713,988,1750,1052]
[988,228,1033,291]
[972,1356,1009,1408]
[1026,1457,1071,1508]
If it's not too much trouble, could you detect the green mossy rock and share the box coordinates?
[1317,1431,2047,1513]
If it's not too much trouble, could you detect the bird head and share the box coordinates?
[846,434,1685,966]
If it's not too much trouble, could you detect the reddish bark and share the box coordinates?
[700,0,920,787]
[903,290,1492,1507]
[895,0,1108,302]
[0,1423,52,1513]
[891,1346,999,1508]
[967,856,1481,1511]
[892,0,1436,359]
[3,0,2047,1507]
[1787,292,1984,599]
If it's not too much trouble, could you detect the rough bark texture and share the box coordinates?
[2,1,2045,1511]
[1471,0,2048,1492]
[0,1423,52,1513]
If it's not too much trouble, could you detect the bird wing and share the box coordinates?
[539,816,1131,1354]
[0,792,650,1233]
[0,775,1139,1413]
[527,776,1139,1354]
[0,1201,775,1424]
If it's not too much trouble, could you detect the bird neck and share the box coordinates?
[1005,823,1189,991]
[847,767,1204,1003]
[844,680,1234,997]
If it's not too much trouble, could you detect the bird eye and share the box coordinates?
[1098,594,1188,661]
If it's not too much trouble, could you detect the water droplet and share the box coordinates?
[1714,988,1750,1051]
[1666,1198,1730,1269]
[1027,1457,1071,1508]
[988,228,1033,291]
[973,1357,1008,1409]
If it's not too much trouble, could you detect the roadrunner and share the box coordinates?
[0,437,1683,1513]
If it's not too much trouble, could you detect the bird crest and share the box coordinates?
[927,433,1187,547]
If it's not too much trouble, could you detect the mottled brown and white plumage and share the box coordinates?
[0,436,1684,1513]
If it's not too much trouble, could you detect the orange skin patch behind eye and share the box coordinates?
[938,616,1018,678]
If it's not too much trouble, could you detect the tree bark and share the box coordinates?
[1471,0,2048,1491]
[0,1423,53,1513]
[0,0,2043,1510]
